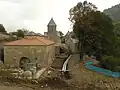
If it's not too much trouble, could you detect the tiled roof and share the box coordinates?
[4,36,55,46]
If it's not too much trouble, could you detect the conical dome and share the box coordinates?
[48,18,56,26]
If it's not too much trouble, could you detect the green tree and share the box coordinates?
[113,21,120,36]
[58,31,65,43]
[69,1,114,60]
[59,31,64,37]
[9,28,30,38]
[16,29,24,38]
[22,28,30,35]
[112,21,120,57]
[9,32,17,36]
[0,24,6,33]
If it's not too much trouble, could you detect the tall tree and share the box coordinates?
[0,24,6,33]
[112,21,120,57]
[69,1,114,60]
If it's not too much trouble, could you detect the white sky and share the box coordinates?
[0,0,120,34]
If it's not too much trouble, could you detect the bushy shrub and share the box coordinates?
[114,66,120,72]
[101,55,120,71]
[5,36,17,41]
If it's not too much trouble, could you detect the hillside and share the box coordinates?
[103,4,120,21]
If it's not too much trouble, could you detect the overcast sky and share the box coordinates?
[0,0,120,34]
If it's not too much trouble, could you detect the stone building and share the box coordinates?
[44,18,61,43]
[4,36,55,69]
[64,31,79,53]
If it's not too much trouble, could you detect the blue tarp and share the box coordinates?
[85,61,120,78]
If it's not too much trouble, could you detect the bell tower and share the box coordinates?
[47,18,57,42]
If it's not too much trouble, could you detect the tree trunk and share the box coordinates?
[80,42,84,60]
[79,38,84,61]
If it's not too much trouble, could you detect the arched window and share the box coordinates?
[19,57,30,70]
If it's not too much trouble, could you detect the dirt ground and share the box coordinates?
[0,86,33,90]
[0,54,71,90]
[51,54,68,70]
[0,54,120,90]
[0,76,74,90]
[66,54,120,90]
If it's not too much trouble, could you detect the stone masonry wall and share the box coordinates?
[4,45,55,68]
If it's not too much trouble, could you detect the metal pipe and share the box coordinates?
[61,55,72,72]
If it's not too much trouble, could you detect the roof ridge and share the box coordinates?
[35,37,47,45]
[4,36,55,46]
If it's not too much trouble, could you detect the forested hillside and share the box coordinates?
[103,4,120,22]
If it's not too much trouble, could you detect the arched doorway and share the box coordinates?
[19,57,30,70]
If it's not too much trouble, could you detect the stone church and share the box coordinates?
[44,18,79,54]
[44,18,61,43]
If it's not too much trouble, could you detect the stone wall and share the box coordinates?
[46,45,55,66]
[65,38,79,53]
[4,45,55,68]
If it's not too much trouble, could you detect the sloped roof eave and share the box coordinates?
[4,36,55,46]
[4,42,55,46]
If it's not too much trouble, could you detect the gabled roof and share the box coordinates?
[48,18,56,26]
[4,36,55,46]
